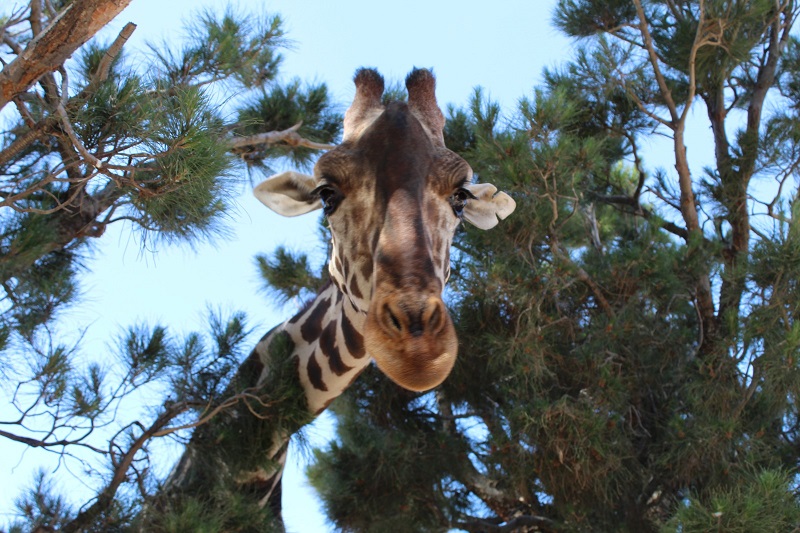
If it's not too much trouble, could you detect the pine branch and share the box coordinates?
[0,117,53,168]
[0,21,137,171]
[29,0,44,37]
[456,514,560,533]
[717,5,795,326]
[229,122,337,152]
[0,0,133,109]
[592,192,690,240]
[629,0,702,237]
[548,214,615,317]
[0,428,105,454]
[60,403,187,533]
[681,0,709,126]
[84,22,136,95]
[630,0,679,124]
[55,102,102,169]
[0,181,124,285]
[437,397,539,522]
[0,6,28,54]
[628,0,716,351]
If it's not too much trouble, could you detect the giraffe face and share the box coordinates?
[314,105,468,391]
[254,69,516,392]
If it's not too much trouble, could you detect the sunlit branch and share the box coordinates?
[229,122,337,153]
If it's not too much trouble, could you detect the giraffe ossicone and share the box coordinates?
[254,67,515,399]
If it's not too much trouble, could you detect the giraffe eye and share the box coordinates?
[312,184,342,216]
[449,188,475,218]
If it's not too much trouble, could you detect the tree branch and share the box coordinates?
[0,0,133,110]
[55,102,102,169]
[229,122,337,152]
[0,118,53,168]
[0,427,106,454]
[630,0,716,347]
[456,514,560,533]
[718,4,795,324]
[61,404,186,533]
[97,22,135,82]
[631,0,679,124]
[592,192,690,240]
[550,237,615,318]
[83,22,136,96]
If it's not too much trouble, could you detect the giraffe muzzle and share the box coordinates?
[364,293,458,392]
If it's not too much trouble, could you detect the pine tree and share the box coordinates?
[1,2,338,531]
[308,2,800,531]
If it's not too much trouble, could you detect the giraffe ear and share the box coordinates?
[462,182,516,230]
[253,171,322,217]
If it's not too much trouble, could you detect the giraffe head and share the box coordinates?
[254,68,515,392]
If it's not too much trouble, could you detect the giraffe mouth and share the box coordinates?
[363,293,458,391]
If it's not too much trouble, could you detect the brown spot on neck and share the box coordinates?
[300,296,331,343]
[341,312,365,359]
[319,320,353,376]
[306,352,327,392]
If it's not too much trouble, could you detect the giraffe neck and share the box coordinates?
[204,282,370,517]
[255,281,370,414]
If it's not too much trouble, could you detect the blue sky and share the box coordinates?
[0,1,714,531]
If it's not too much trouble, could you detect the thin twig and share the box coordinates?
[55,102,102,169]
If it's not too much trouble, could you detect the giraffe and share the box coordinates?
[164,68,515,522]
[253,67,515,406]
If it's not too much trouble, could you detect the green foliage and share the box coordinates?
[0,1,341,319]
[139,492,280,533]
[186,329,312,478]
[0,211,81,340]
[148,7,285,89]
[9,248,78,338]
[651,0,776,86]
[256,246,327,304]
[233,80,341,169]
[309,2,800,530]
[8,471,76,532]
[665,469,800,533]
[443,105,477,154]
[142,330,312,532]
[309,367,472,532]
[778,36,800,109]
[188,8,285,88]
[553,0,638,37]
[1,2,341,527]
[381,79,408,104]
[3,309,257,532]
[120,324,170,382]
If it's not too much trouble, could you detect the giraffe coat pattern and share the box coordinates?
[233,67,517,517]
[254,67,516,410]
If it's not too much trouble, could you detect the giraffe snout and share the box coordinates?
[365,293,458,392]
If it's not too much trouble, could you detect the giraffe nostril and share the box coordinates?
[423,297,446,334]
[384,303,402,333]
[428,304,442,332]
[375,297,450,339]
